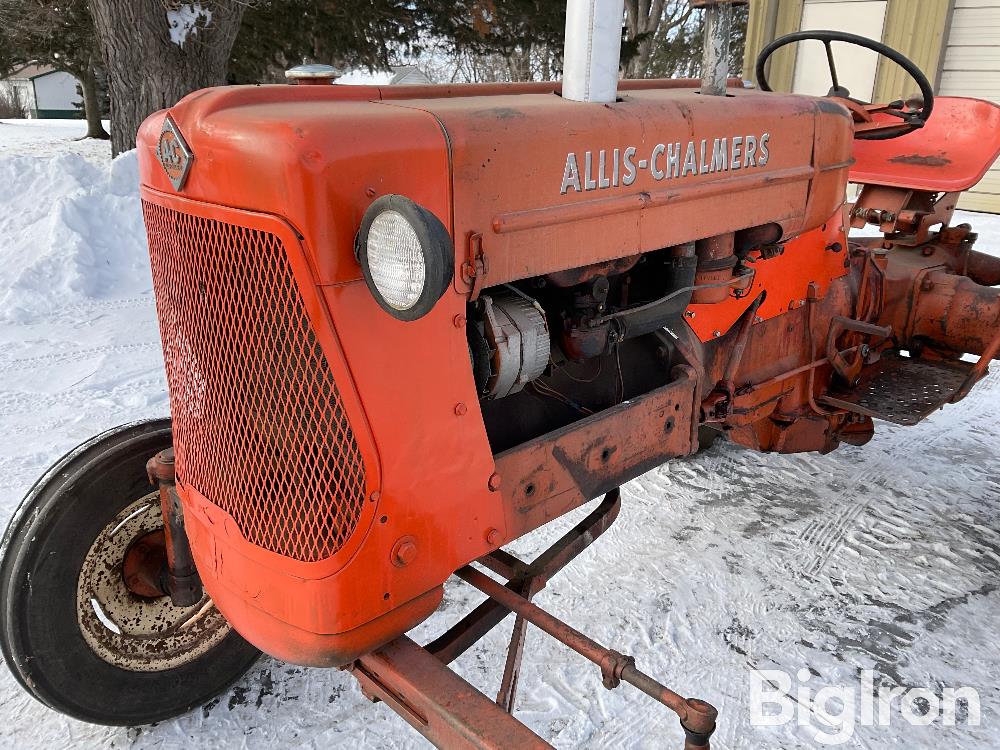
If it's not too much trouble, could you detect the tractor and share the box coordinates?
[3,0,999,747]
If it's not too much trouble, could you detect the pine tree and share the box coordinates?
[231,0,425,83]
[0,0,109,139]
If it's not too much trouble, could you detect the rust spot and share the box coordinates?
[889,153,951,167]
[483,107,525,120]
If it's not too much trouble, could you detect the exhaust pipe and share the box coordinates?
[562,0,625,103]
[694,0,745,96]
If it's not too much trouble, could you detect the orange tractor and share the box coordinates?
[3,1,999,746]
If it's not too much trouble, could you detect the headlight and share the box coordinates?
[357,195,453,321]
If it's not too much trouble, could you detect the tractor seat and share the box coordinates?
[850,96,1000,193]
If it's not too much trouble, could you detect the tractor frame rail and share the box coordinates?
[348,489,718,749]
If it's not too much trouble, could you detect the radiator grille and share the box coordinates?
[143,201,366,562]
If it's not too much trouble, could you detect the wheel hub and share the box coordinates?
[76,492,232,672]
[122,529,168,598]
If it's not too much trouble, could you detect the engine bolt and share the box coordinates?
[392,538,418,567]
[454,402,468,416]
[488,472,502,491]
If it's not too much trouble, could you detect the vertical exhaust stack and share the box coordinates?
[562,0,626,103]
[694,0,745,96]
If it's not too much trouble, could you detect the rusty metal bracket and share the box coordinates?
[952,323,1000,403]
[454,564,718,748]
[825,315,893,384]
[352,490,717,748]
[426,490,622,668]
[462,232,489,301]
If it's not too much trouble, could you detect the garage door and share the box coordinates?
[939,0,1000,213]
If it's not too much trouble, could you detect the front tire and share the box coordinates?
[0,419,260,725]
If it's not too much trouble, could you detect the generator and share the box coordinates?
[3,1,999,747]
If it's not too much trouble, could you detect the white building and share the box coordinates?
[0,64,82,119]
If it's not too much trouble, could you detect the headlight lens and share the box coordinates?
[357,195,453,321]
[366,210,426,311]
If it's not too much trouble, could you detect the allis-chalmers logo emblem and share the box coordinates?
[157,116,193,191]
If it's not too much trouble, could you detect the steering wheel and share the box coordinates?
[755,30,935,140]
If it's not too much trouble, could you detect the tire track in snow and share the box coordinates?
[51,294,155,318]
[0,377,166,417]
[796,369,998,577]
[0,341,160,375]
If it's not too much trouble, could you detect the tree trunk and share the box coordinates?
[88,0,247,156]
[623,0,673,79]
[80,61,110,140]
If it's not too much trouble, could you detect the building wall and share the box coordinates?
[744,0,952,100]
[938,0,1000,212]
[31,71,81,118]
[743,0,1000,214]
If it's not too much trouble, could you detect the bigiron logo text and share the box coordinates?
[560,134,771,195]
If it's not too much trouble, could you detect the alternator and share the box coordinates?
[480,292,550,399]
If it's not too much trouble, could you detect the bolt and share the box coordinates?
[453,314,466,328]
[684,310,696,319]
[369,490,381,503]
[921,277,935,292]
[365,187,376,198]
[488,472,502,491]
[393,540,417,566]
[921,247,935,257]
[712,330,722,338]
[454,402,468,416]
[486,528,501,546]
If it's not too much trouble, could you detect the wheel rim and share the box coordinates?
[76,492,232,672]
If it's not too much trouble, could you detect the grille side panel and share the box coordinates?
[143,201,367,562]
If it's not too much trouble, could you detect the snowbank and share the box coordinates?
[0,151,151,323]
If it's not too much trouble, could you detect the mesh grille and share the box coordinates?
[143,201,367,562]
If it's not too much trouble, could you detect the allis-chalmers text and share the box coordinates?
[560,134,771,195]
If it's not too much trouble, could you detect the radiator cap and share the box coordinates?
[285,64,341,85]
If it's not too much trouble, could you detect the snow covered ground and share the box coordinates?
[0,119,998,749]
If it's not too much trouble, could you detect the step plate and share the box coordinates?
[819,352,973,426]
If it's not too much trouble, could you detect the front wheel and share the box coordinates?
[0,419,260,726]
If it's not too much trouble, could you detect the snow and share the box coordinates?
[0,124,998,750]
[167,3,213,48]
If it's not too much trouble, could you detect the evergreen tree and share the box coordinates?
[0,0,109,139]
[231,0,425,83]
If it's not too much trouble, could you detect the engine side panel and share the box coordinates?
[393,89,854,289]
